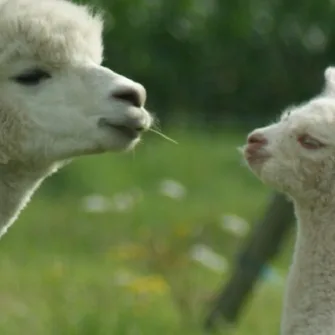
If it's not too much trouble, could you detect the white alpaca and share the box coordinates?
[0,0,152,237]
[243,67,335,334]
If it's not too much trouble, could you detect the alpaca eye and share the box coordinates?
[13,69,51,85]
[297,134,324,150]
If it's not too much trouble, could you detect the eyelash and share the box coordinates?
[297,134,325,150]
[13,68,51,86]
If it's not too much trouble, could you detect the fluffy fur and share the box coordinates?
[243,67,335,334]
[0,0,152,237]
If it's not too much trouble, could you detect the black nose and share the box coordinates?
[112,87,144,108]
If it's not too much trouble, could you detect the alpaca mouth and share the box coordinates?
[246,154,270,165]
[98,118,143,140]
[243,146,271,165]
[110,124,140,139]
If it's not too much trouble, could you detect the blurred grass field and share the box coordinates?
[0,128,293,334]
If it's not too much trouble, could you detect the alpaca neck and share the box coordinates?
[0,161,57,236]
[281,200,335,335]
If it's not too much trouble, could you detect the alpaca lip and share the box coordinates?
[246,154,269,165]
[98,118,140,139]
[244,146,270,165]
[111,124,139,139]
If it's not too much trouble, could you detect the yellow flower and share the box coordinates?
[111,244,148,261]
[174,225,190,238]
[126,275,170,296]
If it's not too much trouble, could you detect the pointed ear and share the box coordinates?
[325,67,335,84]
[324,67,335,96]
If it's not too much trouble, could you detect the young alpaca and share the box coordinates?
[0,0,152,237]
[243,67,335,335]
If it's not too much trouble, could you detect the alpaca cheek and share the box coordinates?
[0,107,25,163]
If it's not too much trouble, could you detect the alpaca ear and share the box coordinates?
[325,67,335,83]
[324,67,335,95]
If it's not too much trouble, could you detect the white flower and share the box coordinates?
[189,244,228,273]
[220,214,250,237]
[111,188,143,212]
[81,194,111,213]
[158,179,187,199]
[81,188,143,213]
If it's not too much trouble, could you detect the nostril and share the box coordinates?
[135,126,145,132]
[112,88,142,108]
[247,133,267,145]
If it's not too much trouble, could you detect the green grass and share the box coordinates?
[0,128,293,334]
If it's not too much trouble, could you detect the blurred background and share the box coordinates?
[1,0,333,333]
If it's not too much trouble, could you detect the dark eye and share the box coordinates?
[13,69,51,86]
[297,134,325,150]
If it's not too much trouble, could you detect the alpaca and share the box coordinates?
[242,67,335,334]
[0,0,152,237]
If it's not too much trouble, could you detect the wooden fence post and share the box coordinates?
[204,193,294,331]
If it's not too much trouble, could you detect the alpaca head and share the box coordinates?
[0,0,152,165]
[243,67,335,202]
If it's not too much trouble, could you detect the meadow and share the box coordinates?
[0,128,294,334]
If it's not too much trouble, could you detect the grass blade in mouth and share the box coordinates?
[149,129,178,144]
